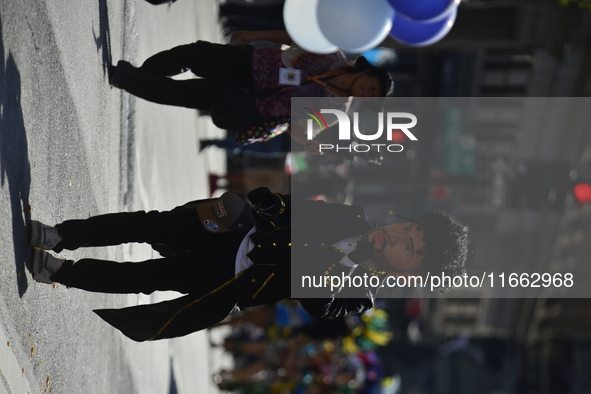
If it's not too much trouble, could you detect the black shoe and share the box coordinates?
[109,60,135,88]
[108,64,117,86]
[144,0,176,5]
[199,140,214,152]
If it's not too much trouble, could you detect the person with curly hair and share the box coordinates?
[406,211,470,292]
[28,188,468,341]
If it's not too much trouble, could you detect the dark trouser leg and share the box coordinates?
[52,253,235,294]
[137,41,255,83]
[223,17,286,32]
[51,231,244,294]
[54,206,212,252]
[118,75,242,110]
[220,2,285,20]
[137,43,196,77]
[115,41,256,110]
[203,136,240,151]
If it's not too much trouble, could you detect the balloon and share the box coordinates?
[284,0,338,54]
[387,0,459,22]
[361,47,398,67]
[389,5,457,47]
[317,0,395,53]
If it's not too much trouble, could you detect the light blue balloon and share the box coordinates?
[317,0,395,53]
[361,48,398,67]
[387,0,458,22]
[389,5,457,47]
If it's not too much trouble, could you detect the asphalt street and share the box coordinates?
[0,0,227,393]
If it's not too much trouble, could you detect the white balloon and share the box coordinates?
[284,0,339,54]
[317,0,395,53]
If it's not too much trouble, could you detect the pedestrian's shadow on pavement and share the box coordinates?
[0,20,32,297]
[168,359,179,394]
[94,0,112,78]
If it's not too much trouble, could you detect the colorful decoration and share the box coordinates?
[343,309,392,354]
[236,117,290,146]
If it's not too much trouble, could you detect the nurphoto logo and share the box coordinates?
[303,108,418,153]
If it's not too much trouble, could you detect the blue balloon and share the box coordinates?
[389,6,457,47]
[387,0,458,22]
[317,0,395,53]
[361,47,398,67]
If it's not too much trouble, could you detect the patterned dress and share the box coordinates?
[251,48,349,118]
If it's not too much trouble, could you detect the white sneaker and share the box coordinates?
[29,220,62,250]
[32,248,64,284]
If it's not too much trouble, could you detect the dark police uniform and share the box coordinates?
[51,188,378,341]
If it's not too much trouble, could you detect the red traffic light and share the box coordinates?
[430,184,451,199]
[574,182,591,204]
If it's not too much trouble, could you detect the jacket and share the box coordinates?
[94,189,377,341]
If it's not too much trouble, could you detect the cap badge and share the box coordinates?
[204,220,219,232]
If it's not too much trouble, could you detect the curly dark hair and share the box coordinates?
[416,211,469,293]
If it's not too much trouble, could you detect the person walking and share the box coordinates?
[109,30,392,149]
[29,188,468,341]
